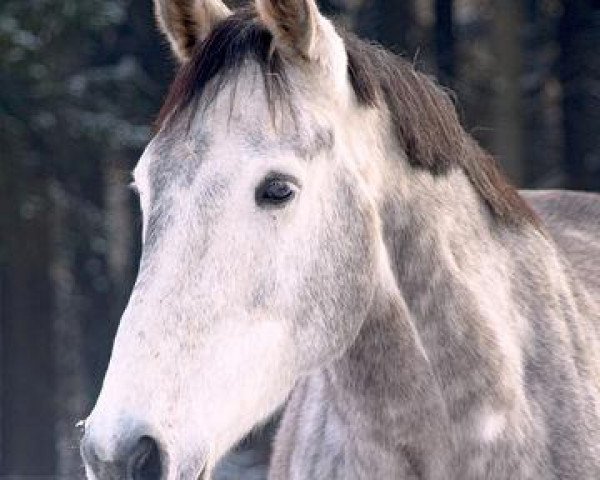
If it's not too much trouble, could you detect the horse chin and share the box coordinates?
[186,464,208,480]
[164,452,209,480]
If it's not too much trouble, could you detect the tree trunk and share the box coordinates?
[1,173,55,474]
[435,0,455,87]
[50,181,88,478]
[355,0,417,55]
[560,0,600,190]
[491,0,525,185]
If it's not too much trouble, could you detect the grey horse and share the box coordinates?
[81,0,600,479]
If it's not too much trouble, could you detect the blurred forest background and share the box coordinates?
[1,0,599,477]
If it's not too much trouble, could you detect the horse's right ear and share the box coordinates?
[154,0,231,62]
[256,0,324,61]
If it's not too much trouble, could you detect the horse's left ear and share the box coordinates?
[154,0,232,62]
[256,0,329,61]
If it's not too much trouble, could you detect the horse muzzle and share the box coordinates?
[81,418,210,480]
[81,429,164,479]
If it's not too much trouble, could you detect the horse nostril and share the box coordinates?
[131,436,163,480]
[81,428,164,480]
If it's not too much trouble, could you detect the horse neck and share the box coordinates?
[324,167,561,470]
[324,276,454,477]
[378,168,538,408]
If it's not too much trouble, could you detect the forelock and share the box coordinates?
[155,7,538,227]
[156,7,288,130]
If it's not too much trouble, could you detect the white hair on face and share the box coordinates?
[84,33,371,465]
[83,0,392,476]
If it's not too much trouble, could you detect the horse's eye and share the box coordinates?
[256,175,297,207]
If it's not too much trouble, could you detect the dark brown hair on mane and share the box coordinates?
[157,7,538,227]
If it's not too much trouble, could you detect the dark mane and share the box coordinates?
[157,8,538,227]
